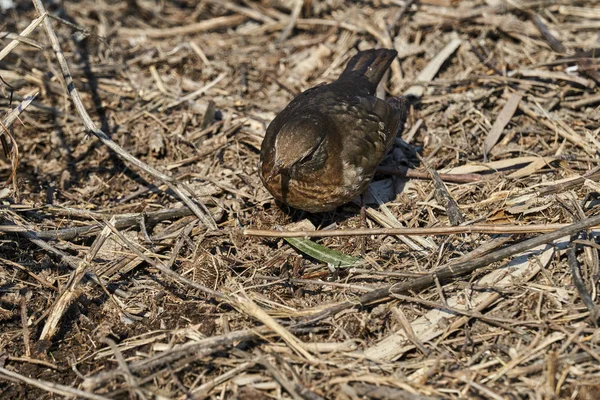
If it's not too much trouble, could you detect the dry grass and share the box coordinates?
[1,0,600,399]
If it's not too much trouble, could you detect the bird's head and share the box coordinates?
[265,115,326,182]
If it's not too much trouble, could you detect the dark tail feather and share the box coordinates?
[340,48,397,86]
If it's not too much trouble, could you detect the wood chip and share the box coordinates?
[483,92,522,159]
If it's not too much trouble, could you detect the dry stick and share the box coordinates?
[547,351,557,394]
[19,290,31,357]
[163,72,226,111]
[554,325,600,365]
[391,307,430,355]
[352,383,438,400]
[39,220,114,340]
[404,38,462,99]
[33,206,196,241]
[0,33,41,49]
[518,99,593,156]
[103,327,326,395]
[274,18,361,33]
[376,166,482,183]
[390,293,525,335]
[88,325,325,390]
[6,223,132,324]
[1,90,38,129]
[0,90,36,191]
[277,0,303,43]
[103,221,231,303]
[471,41,503,76]
[536,165,600,196]
[103,354,205,398]
[0,90,36,147]
[568,239,599,324]
[258,357,304,400]
[32,0,217,231]
[474,45,592,154]
[513,69,595,89]
[558,5,600,18]
[0,366,111,400]
[0,256,57,290]
[167,222,196,268]
[363,197,432,251]
[7,218,137,328]
[0,12,46,61]
[387,0,416,35]
[6,356,58,371]
[84,327,266,389]
[243,223,600,238]
[210,0,275,24]
[577,54,600,84]
[403,118,423,144]
[0,94,77,121]
[4,215,97,274]
[188,360,256,399]
[234,293,317,363]
[565,86,600,108]
[507,350,593,378]
[118,14,247,38]
[102,338,148,400]
[529,12,566,54]
[166,120,244,170]
[482,92,522,159]
[294,382,326,400]
[256,275,373,293]
[457,375,505,400]
[296,213,600,326]
[18,228,81,269]
[418,153,464,226]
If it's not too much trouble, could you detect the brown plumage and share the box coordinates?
[259,48,408,212]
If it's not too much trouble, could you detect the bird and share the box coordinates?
[259,48,408,213]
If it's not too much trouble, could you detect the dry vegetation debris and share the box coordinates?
[1,0,600,399]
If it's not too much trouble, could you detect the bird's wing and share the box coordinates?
[333,95,407,178]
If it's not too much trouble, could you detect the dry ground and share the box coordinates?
[1,0,600,399]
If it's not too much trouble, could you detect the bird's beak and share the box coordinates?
[266,160,284,182]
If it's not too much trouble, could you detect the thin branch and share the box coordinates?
[376,166,483,183]
[0,12,46,62]
[25,206,195,241]
[39,220,114,340]
[0,366,111,400]
[103,221,231,303]
[243,223,598,238]
[568,238,600,324]
[83,328,265,389]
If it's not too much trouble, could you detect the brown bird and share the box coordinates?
[259,48,408,212]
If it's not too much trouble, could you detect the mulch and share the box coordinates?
[1,0,600,398]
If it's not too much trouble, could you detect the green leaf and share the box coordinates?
[284,237,362,267]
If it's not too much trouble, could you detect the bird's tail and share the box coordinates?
[340,48,397,86]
